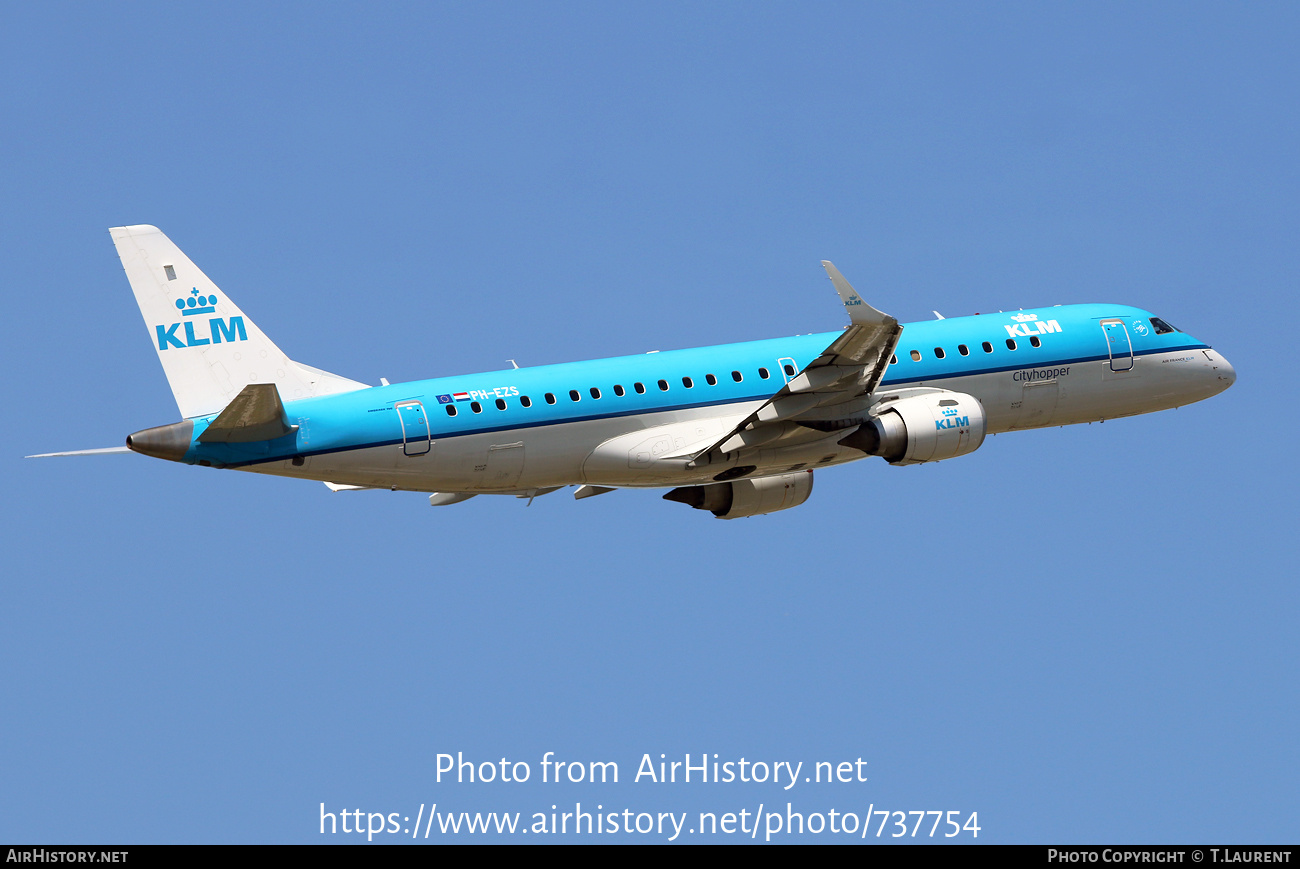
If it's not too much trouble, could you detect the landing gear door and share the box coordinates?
[1101,320,1134,372]
[396,400,431,456]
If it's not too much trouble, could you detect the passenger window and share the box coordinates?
[1030,335,1041,348]
[495,398,506,410]
[471,401,482,413]
[982,342,993,353]
[958,344,969,356]
[520,395,532,408]
[934,347,945,359]
[890,354,897,364]
[910,350,921,361]
[657,379,669,391]
[446,405,457,417]
[1006,339,1017,350]
[634,382,646,394]
[569,390,580,402]
[758,367,770,379]
[705,374,717,385]
[682,377,693,388]
[545,392,556,405]
[731,370,743,382]
[613,384,625,396]
[590,387,601,399]
[783,364,796,376]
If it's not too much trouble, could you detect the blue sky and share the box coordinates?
[3,2,1297,844]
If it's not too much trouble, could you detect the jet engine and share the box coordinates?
[663,470,814,519]
[840,391,986,465]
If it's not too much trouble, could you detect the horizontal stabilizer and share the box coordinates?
[198,383,296,443]
[27,446,133,458]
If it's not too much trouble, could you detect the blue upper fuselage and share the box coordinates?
[186,303,1212,467]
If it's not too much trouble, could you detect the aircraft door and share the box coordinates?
[1015,380,1059,429]
[482,442,524,489]
[1102,320,1134,372]
[396,400,431,456]
[777,357,798,384]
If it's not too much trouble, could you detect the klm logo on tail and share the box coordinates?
[156,288,248,350]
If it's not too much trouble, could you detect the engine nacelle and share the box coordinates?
[663,470,814,519]
[840,391,986,465]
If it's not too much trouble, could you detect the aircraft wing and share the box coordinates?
[689,262,902,460]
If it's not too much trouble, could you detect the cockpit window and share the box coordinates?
[1150,317,1178,335]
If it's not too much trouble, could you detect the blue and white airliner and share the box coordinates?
[36,225,1236,518]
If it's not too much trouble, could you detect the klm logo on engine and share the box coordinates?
[1005,312,1062,339]
[936,406,969,430]
[155,288,248,350]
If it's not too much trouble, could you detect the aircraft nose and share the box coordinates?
[1201,349,1235,395]
[1214,352,1236,389]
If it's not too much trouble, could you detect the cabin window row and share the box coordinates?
[893,335,1044,364]
[442,365,789,416]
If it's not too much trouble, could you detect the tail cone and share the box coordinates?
[126,420,194,462]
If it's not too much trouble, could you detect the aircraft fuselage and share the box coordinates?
[176,304,1233,493]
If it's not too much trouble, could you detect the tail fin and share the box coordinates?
[111,225,368,419]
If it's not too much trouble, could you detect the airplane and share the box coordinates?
[33,225,1236,518]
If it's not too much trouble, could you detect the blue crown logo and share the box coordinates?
[175,287,218,316]
[942,407,959,416]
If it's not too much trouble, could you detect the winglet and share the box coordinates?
[821,261,894,327]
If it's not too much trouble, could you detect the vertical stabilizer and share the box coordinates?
[111,225,368,419]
